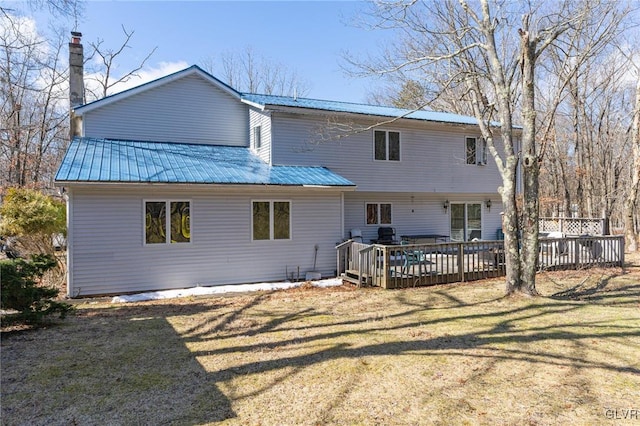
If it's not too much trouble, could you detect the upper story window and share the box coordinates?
[374,130,400,161]
[253,125,262,149]
[145,200,191,245]
[466,137,487,165]
[252,200,291,241]
[366,202,392,225]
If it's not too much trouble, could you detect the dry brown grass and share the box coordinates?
[2,256,639,425]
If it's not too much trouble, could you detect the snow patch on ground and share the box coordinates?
[111,278,344,303]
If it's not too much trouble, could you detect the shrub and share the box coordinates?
[1,254,73,325]
[0,187,66,256]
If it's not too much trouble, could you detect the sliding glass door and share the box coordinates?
[450,203,482,241]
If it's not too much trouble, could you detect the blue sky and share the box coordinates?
[27,1,392,103]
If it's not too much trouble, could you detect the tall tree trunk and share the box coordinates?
[571,77,584,218]
[518,19,540,296]
[624,76,640,251]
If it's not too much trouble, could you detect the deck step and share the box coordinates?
[340,274,360,285]
[343,270,372,285]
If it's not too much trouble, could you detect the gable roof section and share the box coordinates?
[55,138,355,187]
[74,65,240,115]
[242,93,485,126]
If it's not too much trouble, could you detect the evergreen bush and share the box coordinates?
[1,254,73,325]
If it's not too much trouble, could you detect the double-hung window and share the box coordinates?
[466,137,487,165]
[145,200,191,244]
[252,201,291,240]
[374,130,400,161]
[366,202,392,225]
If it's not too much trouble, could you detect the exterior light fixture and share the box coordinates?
[486,199,492,209]
[443,200,449,211]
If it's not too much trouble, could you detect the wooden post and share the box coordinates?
[382,246,389,289]
[458,242,465,282]
[619,236,625,267]
[573,237,580,269]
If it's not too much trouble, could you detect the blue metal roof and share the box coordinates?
[55,138,355,187]
[242,93,486,126]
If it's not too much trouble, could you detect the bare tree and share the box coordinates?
[84,25,157,101]
[347,0,628,295]
[371,79,427,109]
[0,14,69,188]
[200,46,310,96]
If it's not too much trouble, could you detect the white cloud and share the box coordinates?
[109,60,190,95]
[84,61,189,100]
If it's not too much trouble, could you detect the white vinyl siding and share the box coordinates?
[83,74,248,146]
[270,114,502,193]
[66,186,342,296]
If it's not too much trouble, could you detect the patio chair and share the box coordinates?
[401,244,426,277]
[541,231,568,259]
[578,235,603,260]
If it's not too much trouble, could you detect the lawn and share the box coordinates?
[2,258,639,425]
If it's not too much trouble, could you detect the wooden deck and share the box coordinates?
[336,235,624,289]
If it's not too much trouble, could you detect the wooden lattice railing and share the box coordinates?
[539,217,605,235]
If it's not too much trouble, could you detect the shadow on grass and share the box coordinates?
[1,300,238,424]
[547,268,640,305]
[2,278,639,424]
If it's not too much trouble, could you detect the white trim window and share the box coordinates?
[252,200,291,240]
[366,202,392,225]
[253,125,262,149]
[374,130,400,161]
[466,136,487,165]
[145,200,191,244]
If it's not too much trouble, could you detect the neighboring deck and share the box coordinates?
[336,235,625,289]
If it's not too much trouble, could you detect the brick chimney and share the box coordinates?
[69,31,84,139]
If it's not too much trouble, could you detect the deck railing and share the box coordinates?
[336,235,624,289]
[539,217,605,235]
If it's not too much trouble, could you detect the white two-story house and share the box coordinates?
[55,63,508,297]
